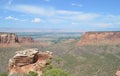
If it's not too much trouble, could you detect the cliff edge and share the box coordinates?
[78,31,120,45]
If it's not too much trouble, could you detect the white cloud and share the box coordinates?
[5,16,18,20]
[5,4,120,27]
[32,18,43,23]
[6,5,55,16]
[5,16,28,22]
[72,3,83,7]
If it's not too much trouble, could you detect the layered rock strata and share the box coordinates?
[0,32,34,44]
[78,31,120,44]
[0,33,19,44]
[8,48,52,76]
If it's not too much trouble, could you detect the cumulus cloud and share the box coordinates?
[5,16,27,22]
[32,18,43,23]
[5,16,18,20]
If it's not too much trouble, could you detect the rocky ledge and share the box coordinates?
[78,31,120,45]
[8,48,52,76]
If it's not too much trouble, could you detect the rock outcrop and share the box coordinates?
[78,31,120,45]
[8,48,52,76]
[0,32,35,45]
[116,70,120,76]
[0,33,19,44]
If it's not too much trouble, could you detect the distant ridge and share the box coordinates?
[78,31,120,45]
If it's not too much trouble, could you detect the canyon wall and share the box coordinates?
[78,31,120,45]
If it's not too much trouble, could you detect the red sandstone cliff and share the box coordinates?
[0,33,19,44]
[0,32,35,44]
[78,31,120,45]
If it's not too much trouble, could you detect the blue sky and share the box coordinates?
[0,0,120,31]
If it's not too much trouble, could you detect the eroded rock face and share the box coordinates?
[0,32,35,45]
[78,31,120,45]
[8,48,52,76]
[0,33,19,44]
[116,71,120,76]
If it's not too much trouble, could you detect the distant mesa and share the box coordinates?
[0,32,35,44]
[78,31,120,45]
[0,33,19,44]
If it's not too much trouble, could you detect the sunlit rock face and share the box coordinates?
[78,31,120,45]
[116,71,120,76]
[8,48,52,76]
[0,33,19,44]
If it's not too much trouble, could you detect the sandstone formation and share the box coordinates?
[116,70,120,76]
[78,31,120,45]
[0,32,35,44]
[0,33,19,44]
[8,48,52,76]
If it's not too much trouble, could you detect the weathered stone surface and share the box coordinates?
[78,31,120,45]
[116,71,120,76]
[0,33,19,44]
[8,48,52,76]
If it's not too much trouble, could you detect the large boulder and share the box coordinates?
[116,70,120,76]
[8,48,52,76]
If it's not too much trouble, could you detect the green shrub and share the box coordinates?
[23,71,38,76]
[42,68,70,76]
[0,73,8,76]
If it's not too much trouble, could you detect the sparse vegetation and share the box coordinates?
[0,32,120,76]
[42,68,70,76]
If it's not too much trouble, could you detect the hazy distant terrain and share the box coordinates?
[16,32,82,42]
[0,32,120,76]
